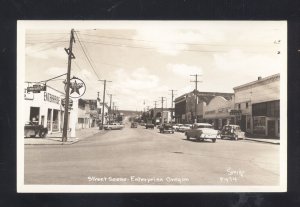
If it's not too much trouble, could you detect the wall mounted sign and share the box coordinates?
[64,77,86,98]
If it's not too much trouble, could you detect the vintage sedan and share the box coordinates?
[159,123,174,133]
[185,123,219,143]
[104,123,124,130]
[172,124,183,131]
[177,124,192,132]
[220,125,245,140]
[145,122,155,129]
[130,122,138,128]
[24,121,48,138]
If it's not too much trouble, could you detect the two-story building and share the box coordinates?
[233,74,280,138]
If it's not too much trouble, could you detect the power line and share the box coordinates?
[80,40,276,54]
[74,31,101,80]
[79,33,277,48]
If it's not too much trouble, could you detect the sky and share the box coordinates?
[24,21,286,111]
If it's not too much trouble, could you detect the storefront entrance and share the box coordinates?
[30,107,40,124]
[267,120,276,137]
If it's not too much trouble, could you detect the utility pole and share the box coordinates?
[112,102,115,122]
[169,89,177,123]
[99,80,112,129]
[160,97,166,124]
[107,93,113,124]
[190,74,202,123]
[62,28,75,142]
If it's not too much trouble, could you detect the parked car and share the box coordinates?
[24,121,48,138]
[177,124,192,132]
[104,123,124,130]
[220,125,245,140]
[131,122,138,128]
[172,124,183,131]
[145,122,155,129]
[159,123,174,133]
[185,123,219,143]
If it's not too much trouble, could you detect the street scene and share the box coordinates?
[19,21,286,191]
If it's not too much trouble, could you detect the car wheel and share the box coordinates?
[234,135,238,141]
[212,138,216,143]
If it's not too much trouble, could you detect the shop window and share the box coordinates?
[78,118,84,124]
[30,107,40,124]
[253,117,266,135]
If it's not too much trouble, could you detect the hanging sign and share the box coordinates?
[27,84,46,93]
[64,77,86,98]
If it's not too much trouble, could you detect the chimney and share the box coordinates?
[258,76,262,80]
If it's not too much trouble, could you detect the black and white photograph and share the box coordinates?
[17,21,287,192]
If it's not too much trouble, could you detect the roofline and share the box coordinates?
[233,73,280,90]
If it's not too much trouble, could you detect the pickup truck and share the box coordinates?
[24,121,48,138]
[185,123,219,143]
[104,123,124,130]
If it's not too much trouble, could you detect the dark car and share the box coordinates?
[220,125,245,140]
[159,123,174,134]
[131,122,138,128]
[145,122,154,129]
[24,121,48,138]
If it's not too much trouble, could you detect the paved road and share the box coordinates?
[24,123,280,185]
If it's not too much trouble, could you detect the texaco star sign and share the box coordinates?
[64,77,86,98]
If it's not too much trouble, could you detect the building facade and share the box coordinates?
[203,96,235,130]
[233,74,280,137]
[24,85,78,137]
[174,90,233,124]
[76,99,98,129]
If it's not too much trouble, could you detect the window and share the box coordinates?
[78,118,84,124]
[238,104,241,109]
[246,102,249,109]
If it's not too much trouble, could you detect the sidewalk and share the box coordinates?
[24,127,103,145]
[244,137,280,145]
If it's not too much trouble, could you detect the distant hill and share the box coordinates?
[118,110,142,117]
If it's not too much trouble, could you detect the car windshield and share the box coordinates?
[224,126,232,130]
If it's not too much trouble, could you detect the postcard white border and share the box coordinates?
[17,20,287,193]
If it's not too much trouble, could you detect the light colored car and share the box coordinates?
[104,123,124,130]
[172,124,183,131]
[185,123,219,143]
[220,125,245,140]
[177,124,192,132]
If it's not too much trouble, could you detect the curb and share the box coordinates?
[25,130,104,145]
[244,138,280,145]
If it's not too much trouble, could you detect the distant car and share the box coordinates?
[140,122,145,126]
[185,123,219,143]
[177,124,192,132]
[172,124,183,131]
[220,125,245,140]
[145,122,155,129]
[104,123,124,130]
[159,123,174,134]
[24,121,48,138]
[131,122,138,128]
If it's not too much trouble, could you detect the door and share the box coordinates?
[267,120,276,137]
[241,115,246,131]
